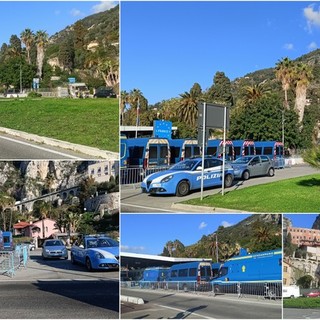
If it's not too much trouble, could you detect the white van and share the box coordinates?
[283,285,300,298]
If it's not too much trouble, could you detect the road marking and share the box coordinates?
[0,135,83,159]
[154,304,214,319]
[121,203,179,212]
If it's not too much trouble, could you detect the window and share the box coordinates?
[178,268,188,277]
[207,147,217,156]
[189,268,197,277]
[264,147,272,155]
[171,270,177,278]
[255,147,262,155]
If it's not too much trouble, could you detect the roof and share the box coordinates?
[13,221,33,229]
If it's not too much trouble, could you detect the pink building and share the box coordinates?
[13,218,58,240]
[287,226,320,246]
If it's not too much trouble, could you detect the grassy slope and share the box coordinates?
[0,98,119,152]
[183,174,320,212]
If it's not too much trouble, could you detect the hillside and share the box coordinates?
[161,214,282,261]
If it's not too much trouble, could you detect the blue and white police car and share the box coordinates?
[141,156,234,196]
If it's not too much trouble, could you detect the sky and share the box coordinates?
[0,1,118,45]
[121,1,320,105]
[121,213,251,255]
[285,214,320,229]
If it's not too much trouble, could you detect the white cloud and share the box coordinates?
[70,8,84,17]
[283,43,294,50]
[121,245,146,253]
[199,222,207,229]
[308,41,318,50]
[92,1,118,14]
[221,220,233,228]
[304,4,320,32]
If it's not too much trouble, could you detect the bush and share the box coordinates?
[28,91,42,98]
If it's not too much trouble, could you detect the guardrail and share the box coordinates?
[121,166,169,185]
[122,280,282,299]
[0,245,29,277]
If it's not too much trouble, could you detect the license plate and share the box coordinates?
[152,183,161,187]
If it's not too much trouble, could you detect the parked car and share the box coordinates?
[141,156,234,196]
[42,239,68,259]
[306,291,320,298]
[71,235,119,271]
[22,241,36,251]
[93,87,116,98]
[230,155,275,180]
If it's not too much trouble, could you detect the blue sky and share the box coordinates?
[121,213,251,255]
[0,1,118,45]
[285,214,320,229]
[121,1,320,105]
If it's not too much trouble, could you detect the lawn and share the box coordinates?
[283,297,320,308]
[0,98,119,152]
[183,174,320,212]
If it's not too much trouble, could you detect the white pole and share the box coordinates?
[200,102,206,201]
[221,106,227,196]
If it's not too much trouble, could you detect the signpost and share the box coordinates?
[197,102,230,200]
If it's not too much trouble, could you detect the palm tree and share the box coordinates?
[0,194,15,231]
[179,91,198,127]
[20,28,34,64]
[293,62,313,123]
[35,30,48,78]
[275,57,295,109]
[242,82,270,105]
[303,146,320,169]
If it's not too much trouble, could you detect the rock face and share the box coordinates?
[312,215,320,230]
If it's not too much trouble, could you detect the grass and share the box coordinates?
[183,174,320,212]
[283,297,320,308]
[0,98,119,152]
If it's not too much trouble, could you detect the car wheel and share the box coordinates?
[176,180,190,197]
[242,170,250,180]
[86,257,93,271]
[224,174,233,188]
[268,168,275,177]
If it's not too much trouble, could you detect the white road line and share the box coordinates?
[121,203,178,212]
[0,135,83,159]
[154,304,214,319]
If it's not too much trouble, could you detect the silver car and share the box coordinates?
[42,239,68,260]
[231,155,275,180]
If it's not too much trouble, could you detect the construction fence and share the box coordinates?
[122,280,282,300]
[0,245,29,278]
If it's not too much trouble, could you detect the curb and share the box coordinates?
[121,295,144,305]
[171,203,251,213]
[0,127,118,160]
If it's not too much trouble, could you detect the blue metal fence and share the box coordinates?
[0,245,29,277]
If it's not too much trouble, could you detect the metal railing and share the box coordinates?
[122,280,282,299]
[0,245,29,277]
[121,166,169,185]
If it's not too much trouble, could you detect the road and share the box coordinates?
[0,250,119,319]
[283,308,320,319]
[121,288,282,319]
[121,164,320,213]
[0,133,98,159]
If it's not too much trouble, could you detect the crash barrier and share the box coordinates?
[121,166,169,185]
[273,157,285,169]
[0,245,29,277]
[123,281,282,299]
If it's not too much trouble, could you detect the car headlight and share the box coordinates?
[161,175,173,183]
[95,252,105,259]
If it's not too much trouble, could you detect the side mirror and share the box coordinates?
[196,166,203,171]
[79,244,84,249]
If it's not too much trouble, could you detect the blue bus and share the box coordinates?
[206,139,234,161]
[169,139,200,164]
[142,267,170,282]
[167,261,212,291]
[120,137,170,169]
[3,231,13,250]
[232,140,255,159]
[254,141,284,159]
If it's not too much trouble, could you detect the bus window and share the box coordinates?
[160,146,168,158]
[264,147,273,155]
[255,147,262,155]
[185,146,192,159]
[149,146,157,160]
[207,147,217,156]
[129,146,144,166]
[178,269,188,277]
[219,267,228,277]
[189,268,197,277]
[234,147,241,157]
[170,146,180,163]
[171,270,178,277]
[194,146,200,156]
[200,265,212,279]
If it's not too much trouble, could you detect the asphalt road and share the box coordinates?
[121,164,320,213]
[121,288,282,319]
[0,133,98,159]
[283,308,320,319]
[0,250,119,319]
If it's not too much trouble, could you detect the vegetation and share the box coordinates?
[182,174,320,212]
[0,98,119,152]
[160,214,281,261]
[283,297,320,309]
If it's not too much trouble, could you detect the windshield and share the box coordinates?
[170,159,198,171]
[233,156,253,164]
[87,238,119,248]
[45,240,63,247]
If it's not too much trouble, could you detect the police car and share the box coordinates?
[141,156,234,196]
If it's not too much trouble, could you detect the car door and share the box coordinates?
[248,156,263,177]
[260,155,271,175]
[203,158,223,188]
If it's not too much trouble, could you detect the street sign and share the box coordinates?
[153,120,172,139]
[197,102,230,129]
